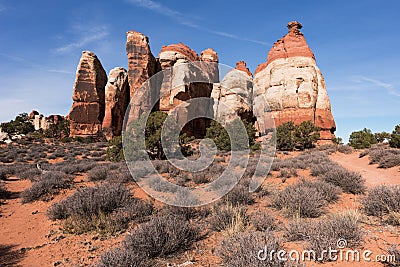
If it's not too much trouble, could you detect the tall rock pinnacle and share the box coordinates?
[125,30,158,122]
[68,51,107,137]
[253,21,336,143]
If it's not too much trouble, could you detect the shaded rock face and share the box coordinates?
[212,61,254,123]
[32,113,64,131]
[68,51,107,136]
[102,67,130,140]
[253,21,336,142]
[29,110,39,120]
[126,31,159,121]
[158,44,219,138]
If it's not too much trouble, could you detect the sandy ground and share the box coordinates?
[0,150,399,266]
[330,151,400,187]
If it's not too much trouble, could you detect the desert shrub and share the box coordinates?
[276,121,320,151]
[152,160,170,174]
[321,167,366,194]
[16,167,41,181]
[389,125,400,149]
[209,204,248,232]
[90,150,105,157]
[87,165,109,181]
[107,166,133,183]
[47,154,56,160]
[278,168,298,179]
[124,214,199,258]
[310,162,338,177]
[270,158,282,171]
[306,212,363,261]
[285,218,313,241]
[359,150,369,158]
[48,183,152,235]
[162,205,210,221]
[349,128,378,149]
[58,161,97,174]
[223,184,254,206]
[276,122,296,151]
[251,211,276,231]
[48,183,131,219]
[299,178,342,203]
[273,182,327,218]
[106,136,124,162]
[205,119,259,152]
[367,147,400,168]
[21,171,72,203]
[362,185,400,216]
[386,245,400,266]
[192,172,209,184]
[0,164,24,180]
[97,249,150,267]
[219,231,283,267]
[337,145,353,154]
[53,149,66,158]
[146,176,177,193]
[0,182,11,200]
[386,212,400,226]
[378,154,400,168]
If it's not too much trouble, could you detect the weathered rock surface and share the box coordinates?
[253,21,336,142]
[212,61,254,122]
[102,67,130,140]
[68,51,107,136]
[29,110,39,120]
[126,31,158,121]
[158,44,219,137]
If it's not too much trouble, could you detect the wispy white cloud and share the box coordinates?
[126,0,269,46]
[0,53,74,75]
[0,4,6,12]
[356,76,400,97]
[0,52,42,68]
[47,69,74,74]
[53,25,109,54]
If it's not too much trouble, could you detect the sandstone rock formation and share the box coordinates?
[65,22,336,143]
[102,67,130,140]
[29,110,64,132]
[68,51,107,136]
[212,61,254,123]
[158,44,219,137]
[126,31,158,121]
[29,110,39,120]
[253,21,336,142]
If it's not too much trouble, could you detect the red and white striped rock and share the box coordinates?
[253,22,336,143]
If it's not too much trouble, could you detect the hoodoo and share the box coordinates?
[253,21,336,143]
[68,51,107,137]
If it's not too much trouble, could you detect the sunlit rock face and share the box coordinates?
[211,61,254,123]
[253,21,336,142]
[102,67,130,140]
[68,51,107,137]
[158,44,219,138]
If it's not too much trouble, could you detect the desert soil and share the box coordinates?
[0,151,399,266]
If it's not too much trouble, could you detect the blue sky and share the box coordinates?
[0,0,399,141]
